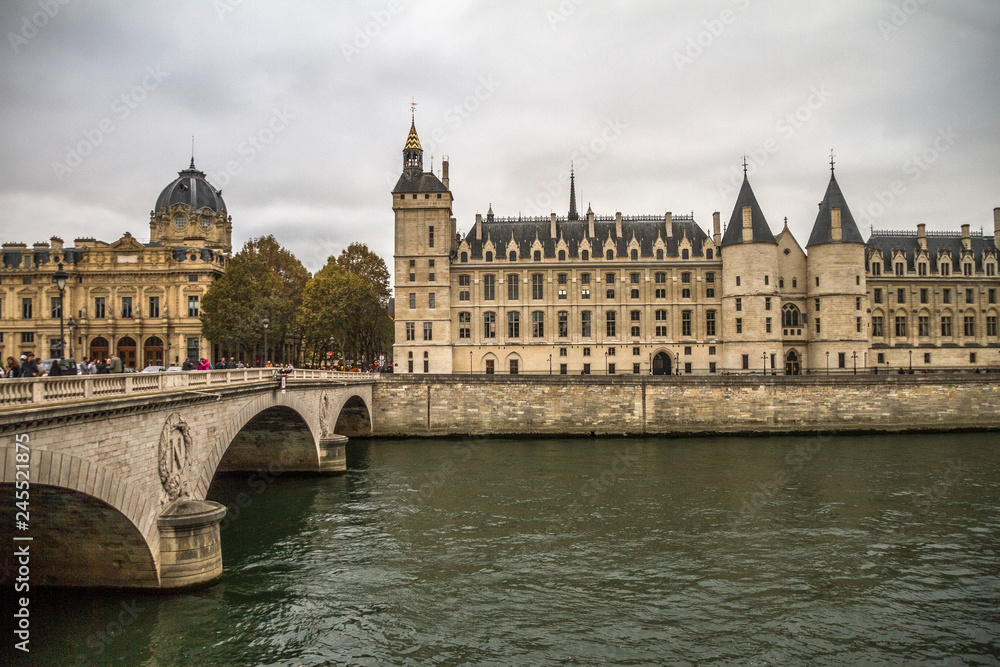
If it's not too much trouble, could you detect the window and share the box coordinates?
[405,322,415,340]
[584,347,591,356]
[558,273,568,285]
[990,288,997,304]
[507,311,520,338]
[873,288,882,304]
[486,251,493,262]
[966,288,975,304]
[148,296,160,318]
[986,315,997,337]
[682,249,689,259]
[735,318,743,334]
[782,304,800,327]
[964,315,975,337]
[183,295,196,317]
[681,311,692,337]
[583,363,591,374]
[918,316,929,337]
[856,296,862,310]
[655,310,668,337]
[631,249,638,260]
[507,274,519,300]
[460,252,468,262]
[581,273,591,284]
[941,316,952,337]
[656,249,664,260]
[582,250,590,261]
[896,289,905,304]
[925,352,931,363]
[872,316,884,337]
[558,250,566,261]
[608,363,616,374]
[815,318,821,334]
[742,354,749,370]
[736,276,742,287]
[428,272,435,282]
[706,249,714,260]
[630,310,640,322]
[22,297,32,319]
[735,298,742,312]
[655,288,666,299]
[483,312,496,338]
[765,297,771,311]
[919,263,927,276]
[764,275,769,285]
[560,364,568,374]
[509,250,517,262]
[534,251,541,261]
[532,311,545,337]
[970,352,977,364]
[655,272,666,284]
[839,352,846,369]
[779,278,784,289]
[815,277,820,287]
[581,311,592,337]
[706,288,715,298]
[706,310,716,336]
[964,263,973,277]
[409,293,416,309]
[459,312,471,339]
[632,289,641,299]
[895,262,904,275]
[920,288,928,304]
[815,298,821,311]
[559,289,567,300]
[606,288,615,299]
[608,347,615,356]
[424,354,429,373]
[941,262,950,276]
[684,346,692,356]
[943,288,951,304]
[22,332,34,343]
[94,296,105,318]
[630,325,640,337]
[532,274,544,299]
[632,347,640,356]
[428,293,435,308]
[765,317,772,334]
[606,311,616,337]
[550,310,566,338]
[877,353,885,364]
[894,316,906,337]
[606,249,614,260]
[988,264,996,277]
[582,288,591,299]
[409,272,415,282]
[428,226,434,247]
[871,262,881,276]
[50,296,62,319]
[423,322,433,340]
[709,362,717,373]
[483,274,496,300]
[681,272,691,283]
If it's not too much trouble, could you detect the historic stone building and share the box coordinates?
[392,119,1000,374]
[0,160,232,368]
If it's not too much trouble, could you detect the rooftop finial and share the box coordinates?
[568,163,579,221]
[190,135,195,169]
[830,149,835,173]
[741,155,748,177]
[411,98,417,123]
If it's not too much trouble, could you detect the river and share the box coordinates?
[8,433,1000,665]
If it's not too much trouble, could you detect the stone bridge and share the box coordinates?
[0,369,375,590]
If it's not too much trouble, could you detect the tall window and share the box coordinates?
[423,322,433,340]
[872,316,884,337]
[986,315,997,337]
[123,296,134,318]
[532,274,544,299]
[148,296,160,318]
[581,311,592,338]
[941,316,952,337]
[22,297,32,319]
[94,296,105,318]
[409,293,416,309]
[873,288,882,304]
[782,304,800,327]
[558,311,569,337]
[532,311,544,338]
[918,316,929,337]
[428,226,434,247]
[964,315,975,337]
[680,310,692,337]
[483,274,495,301]
[428,293,435,309]
[655,310,668,337]
[185,296,196,318]
[50,296,62,319]
[630,310,640,337]
[458,312,471,339]
[606,311,616,337]
[507,274,519,300]
[483,312,496,338]
[405,322,415,340]
[507,311,520,338]
[894,316,907,337]
[706,310,716,336]
[735,298,742,312]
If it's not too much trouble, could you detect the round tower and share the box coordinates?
[720,168,782,373]
[805,163,868,373]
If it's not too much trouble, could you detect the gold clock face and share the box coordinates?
[173,214,187,230]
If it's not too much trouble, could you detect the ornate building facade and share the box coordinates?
[0,160,232,368]
[392,120,1000,374]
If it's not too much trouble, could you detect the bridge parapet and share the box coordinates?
[0,369,373,409]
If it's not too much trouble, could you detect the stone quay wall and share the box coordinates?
[371,374,1000,437]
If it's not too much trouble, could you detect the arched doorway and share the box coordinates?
[117,336,137,370]
[785,350,801,375]
[143,336,164,367]
[652,351,672,376]
[90,336,109,361]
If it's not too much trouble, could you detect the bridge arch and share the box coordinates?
[1,449,159,588]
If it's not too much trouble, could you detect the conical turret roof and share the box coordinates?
[721,175,776,246]
[806,171,865,247]
[404,121,422,151]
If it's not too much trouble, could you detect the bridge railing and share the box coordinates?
[0,369,370,409]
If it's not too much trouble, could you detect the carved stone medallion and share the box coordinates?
[158,412,193,505]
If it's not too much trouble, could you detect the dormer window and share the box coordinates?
[173,214,187,229]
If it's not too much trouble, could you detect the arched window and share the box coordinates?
[781,303,801,328]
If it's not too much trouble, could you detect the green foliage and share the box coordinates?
[336,242,391,307]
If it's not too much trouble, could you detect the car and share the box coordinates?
[124,367,137,373]
[165,366,184,372]
[141,365,167,373]
[40,358,78,376]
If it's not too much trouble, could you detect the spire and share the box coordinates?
[402,110,423,179]
[742,154,749,178]
[190,136,195,169]
[487,203,494,222]
[807,166,865,247]
[568,164,579,220]
[720,169,777,247]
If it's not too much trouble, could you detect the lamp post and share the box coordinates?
[261,315,270,367]
[329,336,335,370]
[67,316,76,361]
[470,350,473,375]
[826,350,830,375]
[548,354,552,376]
[908,349,912,372]
[762,351,767,374]
[52,263,68,362]
[852,351,857,375]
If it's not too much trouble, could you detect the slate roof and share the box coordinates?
[806,172,865,247]
[392,171,449,194]
[155,160,227,215]
[463,215,711,260]
[721,176,777,246]
[866,231,998,274]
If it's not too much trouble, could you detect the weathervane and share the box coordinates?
[830,149,835,173]
[741,155,748,176]
[411,98,417,122]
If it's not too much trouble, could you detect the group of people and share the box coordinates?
[4,352,128,378]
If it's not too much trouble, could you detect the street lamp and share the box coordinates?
[908,349,912,372]
[470,350,473,375]
[67,316,76,360]
[52,263,68,362]
[852,351,858,375]
[548,354,552,375]
[261,315,270,367]
[826,350,830,375]
[762,351,767,374]
[329,336,335,369]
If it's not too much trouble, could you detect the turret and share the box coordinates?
[994,207,1000,248]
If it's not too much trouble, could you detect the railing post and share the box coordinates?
[32,379,44,404]
[125,374,134,394]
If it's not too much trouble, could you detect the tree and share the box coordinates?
[336,242,391,307]
[243,236,310,363]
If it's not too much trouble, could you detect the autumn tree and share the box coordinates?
[336,242,391,307]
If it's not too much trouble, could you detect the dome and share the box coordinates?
[154,159,227,215]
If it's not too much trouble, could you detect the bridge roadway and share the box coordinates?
[0,369,375,590]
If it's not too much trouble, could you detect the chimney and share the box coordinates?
[550,212,557,240]
[475,213,482,240]
[831,207,842,242]
[712,211,720,245]
[587,207,595,238]
[742,205,753,242]
[917,223,927,250]
[665,211,673,238]
[961,223,971,250]
[994,207,1000,248]
[615,212,622,238]
[441,157,449,189]
[50,236,64,250]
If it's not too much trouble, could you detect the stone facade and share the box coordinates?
[0,161,232,368]
[391,121,1000,374]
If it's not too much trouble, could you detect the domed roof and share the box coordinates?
[155,159,226,215]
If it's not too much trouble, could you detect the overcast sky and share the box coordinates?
[2,1,998,280]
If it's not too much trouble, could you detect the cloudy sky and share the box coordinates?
[2,1,998,279]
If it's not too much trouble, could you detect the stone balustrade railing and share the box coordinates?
[0,369,372,409]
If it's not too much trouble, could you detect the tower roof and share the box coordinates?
[720,174,776,246]
[568,166,579,220]
[404,121,422,151]
[154,161,226,215]
[806,172,865,247]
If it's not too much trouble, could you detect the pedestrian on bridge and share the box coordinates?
[108,353,123,374]
[5,356,19,378]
